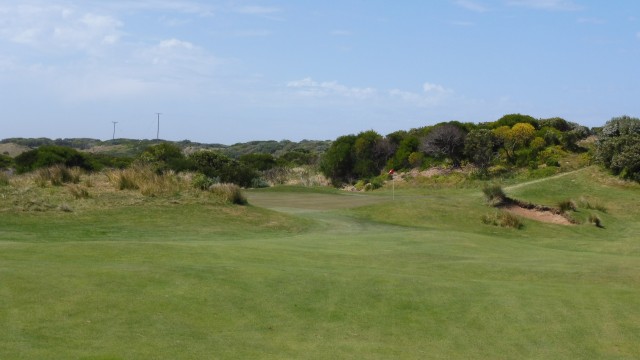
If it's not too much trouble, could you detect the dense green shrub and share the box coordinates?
[595,116,640,181]
[192,173,218,190]
[0,154,13,169]
[240,153,277,171]
[14,145,96,173]
[189,150,258,188]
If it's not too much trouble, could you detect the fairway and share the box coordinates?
[2,168,640,359]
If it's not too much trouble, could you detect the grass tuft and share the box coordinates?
[482,184,506,205]
[588,213,604,228]
[481,210,522,229]
[558,199,577,213]
[68,185,90,199]
[209,183,248,205]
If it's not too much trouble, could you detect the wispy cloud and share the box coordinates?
[389,82,453,107]
[287,78,376,99]
[234,5,281,15]
[99,1,215,16]
[454,0,488,13]
[231,4,283,21]
[0,4,123,52]
[506,0,582,11]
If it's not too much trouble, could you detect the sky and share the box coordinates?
[0,0,639,144]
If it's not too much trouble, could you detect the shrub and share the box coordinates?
[192,173,218,190]
[209,183,247,205]
[250,177,270,188]
[14,145,96,173]
[482,184,506,205]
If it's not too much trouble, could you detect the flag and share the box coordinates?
[388,169,395,175]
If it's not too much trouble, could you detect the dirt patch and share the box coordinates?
[502,204,574,225]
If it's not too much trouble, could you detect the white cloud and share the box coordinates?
[455,0,488,13]
[287,78,376,99]
[389,82,453,107]
[233,5,283,20]
[506,0,582,11]
[0,4,122,53]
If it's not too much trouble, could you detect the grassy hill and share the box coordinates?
[1,166,639,358]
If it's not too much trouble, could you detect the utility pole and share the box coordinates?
[156,113,162,140]
[112,121,118,140]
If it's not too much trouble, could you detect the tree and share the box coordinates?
[492,123,535,164]
[489,114,539,129]
[464,129,496,172]
[387,136,419,171]
[420,124,467,166]
[595,116,640,181]
[320,135,357,186]
[353,130,383,179]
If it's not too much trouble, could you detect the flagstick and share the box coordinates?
[392,176,395,200]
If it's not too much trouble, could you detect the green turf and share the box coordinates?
[1,167,640,359]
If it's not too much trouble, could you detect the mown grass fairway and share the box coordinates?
[1,167,640,359]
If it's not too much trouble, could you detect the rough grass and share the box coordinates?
[1,166,640,358]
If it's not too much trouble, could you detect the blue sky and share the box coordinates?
[1,0,638,143]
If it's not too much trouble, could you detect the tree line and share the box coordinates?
[319,114,640,186]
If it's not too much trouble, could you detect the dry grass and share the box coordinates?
[209,183,247,205]
[0,166,247,213]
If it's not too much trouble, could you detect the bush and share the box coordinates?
[0,154,13,169]
[192,173,218,190]
[482,184,506,205]
[209,183,247,205]
[14,145,96,173]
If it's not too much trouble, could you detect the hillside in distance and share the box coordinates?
[0,137,332,159]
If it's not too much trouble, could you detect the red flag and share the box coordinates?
[388,169,395,175]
